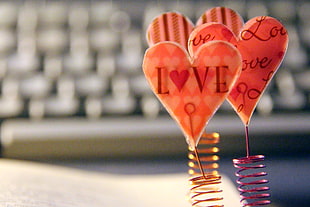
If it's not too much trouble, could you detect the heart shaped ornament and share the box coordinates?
[228,16,289,126]
[196,7,244,36]
[143,41,242,147]
[146,12,194,49]
[188,23,238,57]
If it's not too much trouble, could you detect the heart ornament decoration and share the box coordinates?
[146,12,194,49]
[188,22,238,57]
[192,13,289,126]
[143,40,242,147]
[229,16,288,125]
[196,6,244,36]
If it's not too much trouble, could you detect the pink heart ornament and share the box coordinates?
[188,16,289,126]
[143,41,242,147]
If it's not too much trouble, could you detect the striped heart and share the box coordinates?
[146,12,194,50]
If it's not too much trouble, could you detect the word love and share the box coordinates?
[242,56,272,71]
[143,41,242,147]
[156,65,229,94]
[228,16,289,125]
[241,16,287,42]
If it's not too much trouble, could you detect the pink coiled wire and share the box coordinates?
[233,155,271,206]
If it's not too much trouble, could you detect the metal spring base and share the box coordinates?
[188,132,224,207]
[233,155,271,206]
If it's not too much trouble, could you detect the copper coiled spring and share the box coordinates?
[233,155,271,206]
[188,132,224,207]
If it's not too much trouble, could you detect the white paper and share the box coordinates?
[0,159,240,207]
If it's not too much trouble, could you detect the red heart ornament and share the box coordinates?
[229,16,288,125]
[196,7,244,36]
[189,16,288,126]
[188,23,238,57]
[143,41,242,147]
[146,12,194,50]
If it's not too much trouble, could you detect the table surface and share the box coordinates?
[43,155,310,207]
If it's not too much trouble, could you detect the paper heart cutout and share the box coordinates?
[229,16,288,125]
[196,7,244,36]
[188,23,238,57]
[190,16,288,125]
[143,41,242,147]
[146,12,194,49]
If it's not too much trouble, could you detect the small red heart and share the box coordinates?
[170,70,190,91]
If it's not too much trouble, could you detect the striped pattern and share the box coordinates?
[146,12,194,49]
[197,7,244,36]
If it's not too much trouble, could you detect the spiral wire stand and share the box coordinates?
[188,132,224,207]
[233,155,271,206]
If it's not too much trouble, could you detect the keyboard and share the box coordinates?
[1,0,310,159]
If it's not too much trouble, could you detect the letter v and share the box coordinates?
[192,66,209,92]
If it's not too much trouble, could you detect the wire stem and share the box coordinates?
[245,125,251,157]
[194,146,206,179]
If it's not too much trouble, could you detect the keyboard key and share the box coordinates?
[45,96,79,116]
[57,76,75,98]
[89,28,119,52]
[0,28,16,54]
[102,95,136,115]
[90,2,115,26]
[140,94,160,119]
[63,53,94,75]
[269,0,296,22]
[38,2,68,26]
[117,52,143,74]
[111,75,130,98]
[121,29,142,55]
[7,52,40,75]
[129,74,152,96]
[37,28,68,54]
[0,57,7,78]
[273,91,306,110]
[0,2,17,27]
[295,70,310,91]
[299,24,310,47]
[43,55,63,79]
[275,70,296,96]
[256,93,273,116]
[17,2,38,32]
[297,1,310,25]
[1,76,19,97]
[110,11,131,33]
[68,3,89,31]
[246,2,268,19]
[75,73,108,97]
[85,96,103,118]
[97,53,116,78]
[20,73,52,98]
[17,32,37,55]
[28,98,45,119]
[69,31,90,54]
[0,96,23,117]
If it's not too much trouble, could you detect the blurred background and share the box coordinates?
[0,0,309,206]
